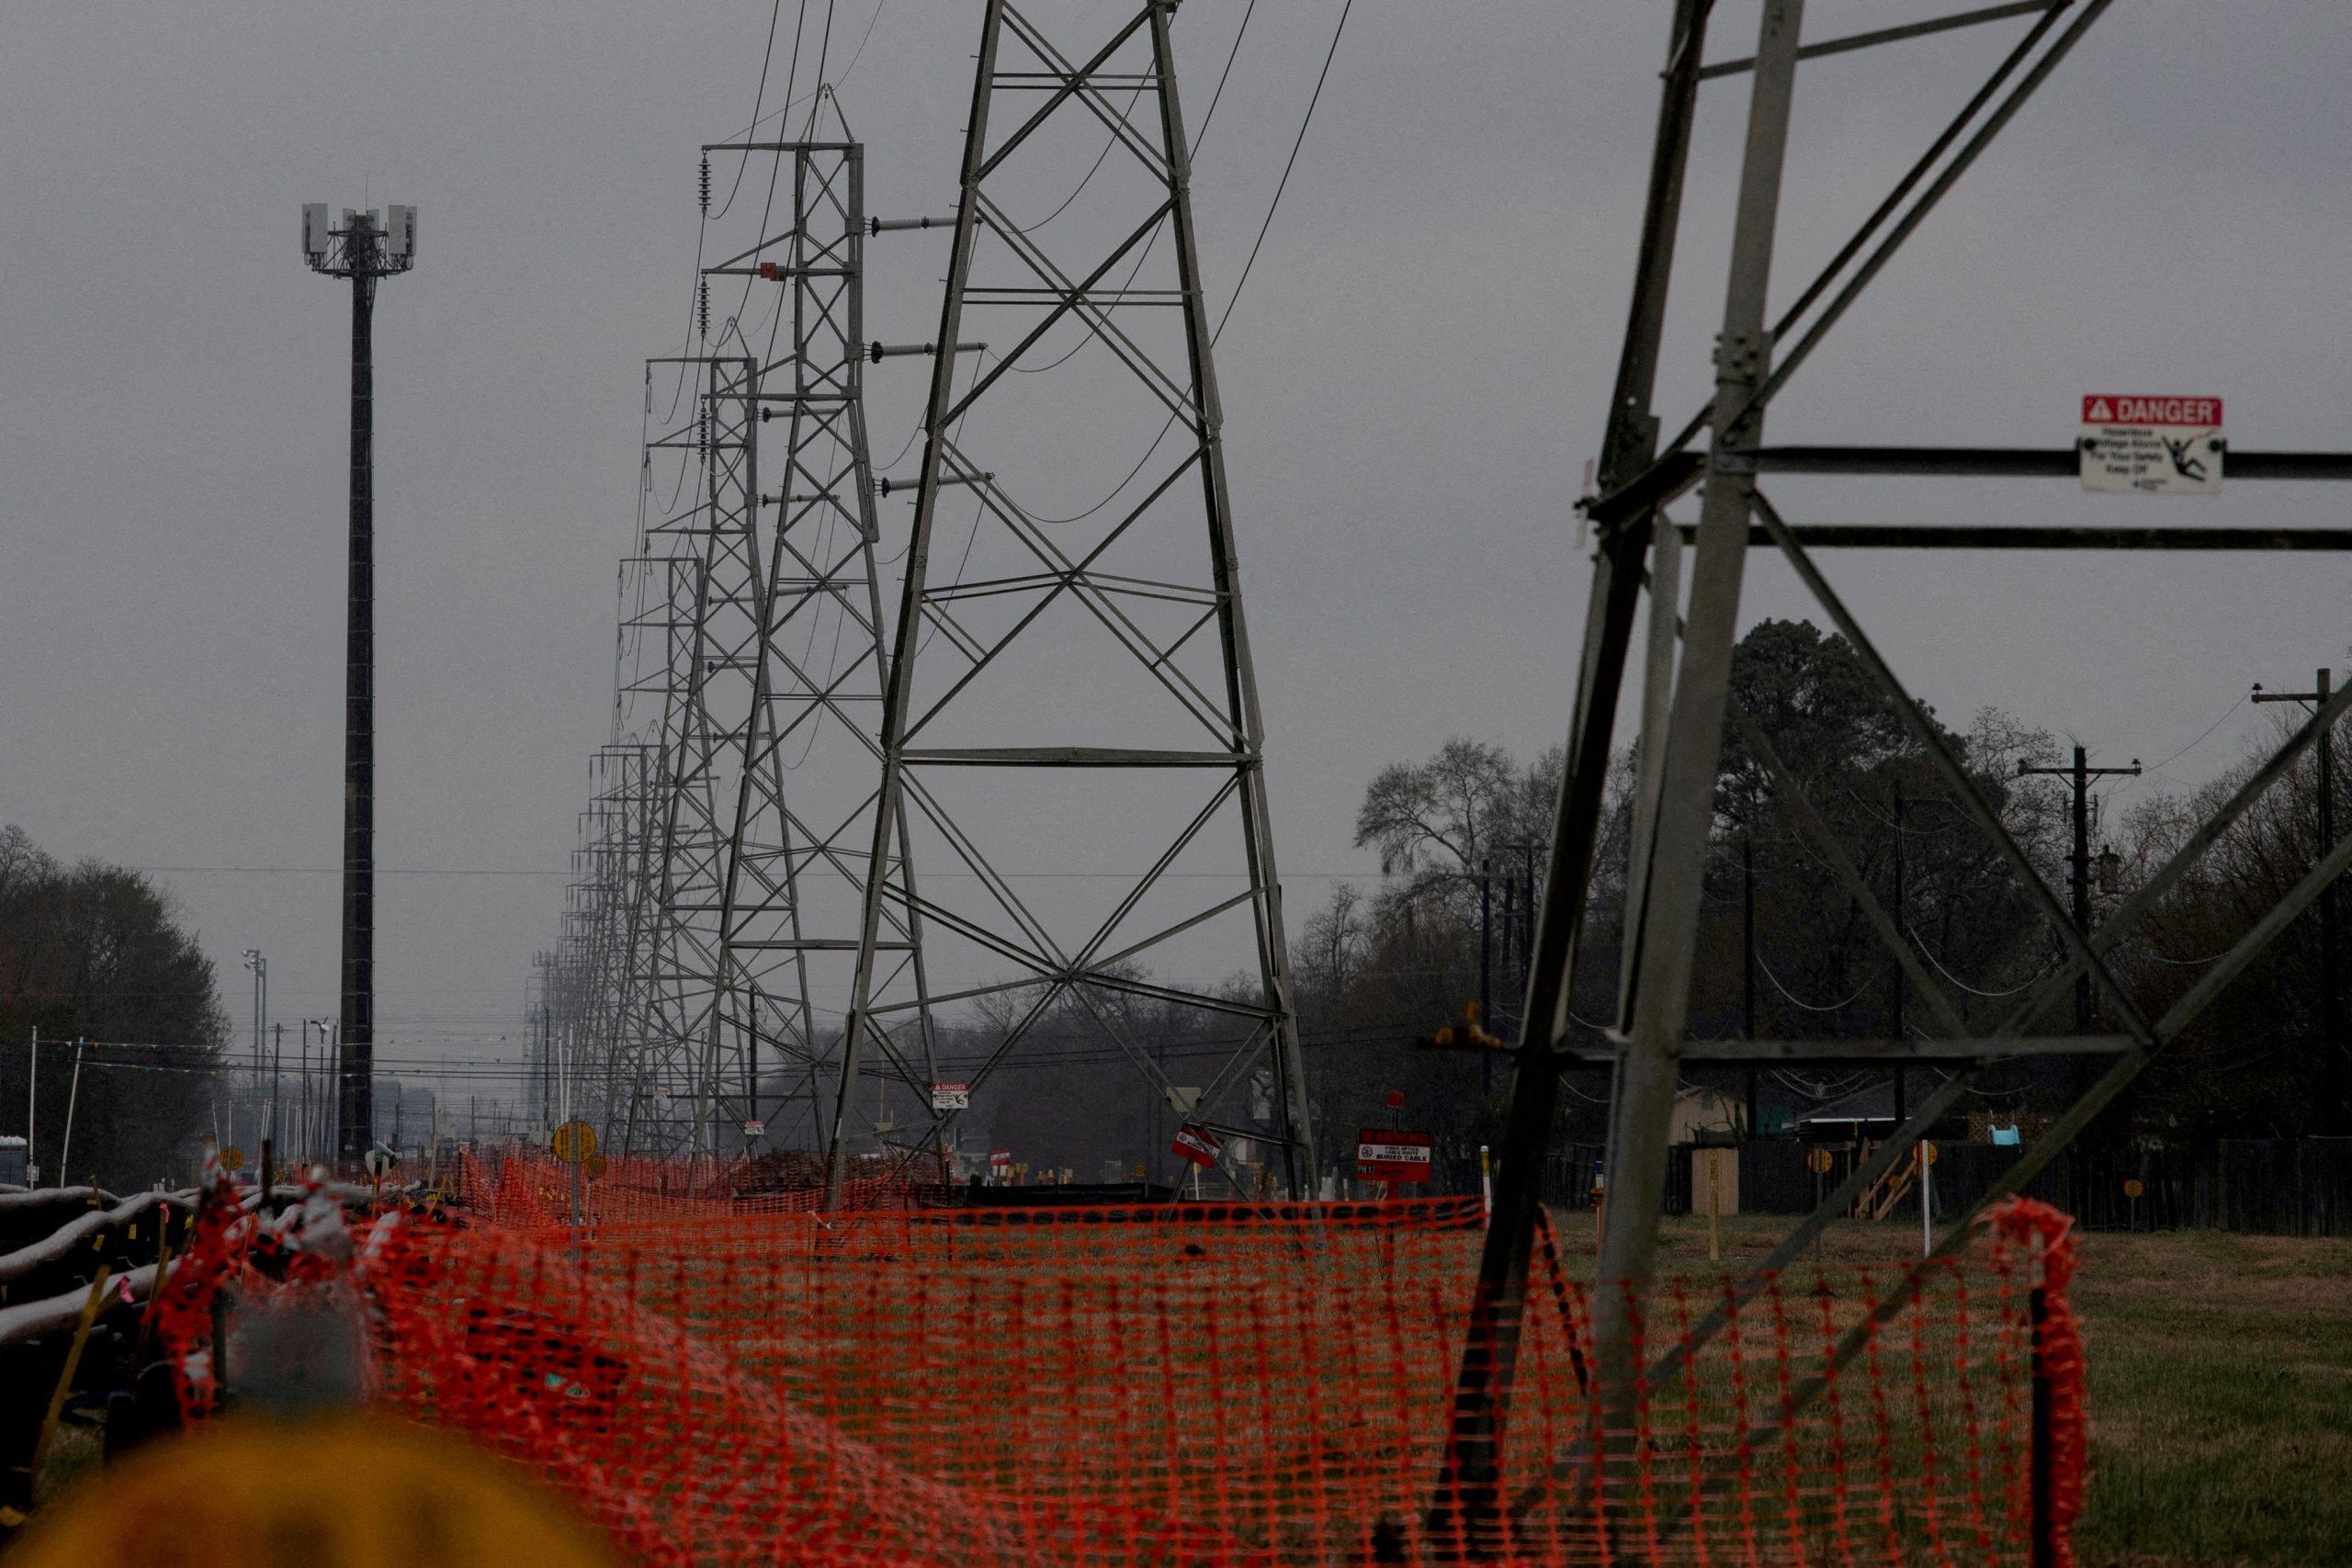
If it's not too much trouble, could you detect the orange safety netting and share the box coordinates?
[153,1180,2083,1567]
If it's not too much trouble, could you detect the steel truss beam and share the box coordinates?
[1442,0,2352,1555]
[829,0,1314,1202]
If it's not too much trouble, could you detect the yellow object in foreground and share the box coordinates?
[11,1412,615,1568]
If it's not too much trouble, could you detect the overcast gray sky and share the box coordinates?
[5,2,2346,1103]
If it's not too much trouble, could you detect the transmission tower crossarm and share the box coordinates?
[1697,0,2059,81]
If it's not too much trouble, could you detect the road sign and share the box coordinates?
[552,1120,596,1166]
[989,1148,1012,1169]
[363,1147,395,1179]
[1807,1147,1836,1174]
[1355,1128,1432,1183]
[2080,394,2222,494]
[220,1145,246,1173]
[1171,1123,1222,1168]
[931,1081,970,1111]
[2123,1178,2144,1199]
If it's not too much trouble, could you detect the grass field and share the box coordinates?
[1609,1213,2352,1567]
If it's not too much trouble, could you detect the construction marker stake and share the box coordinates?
[31,1265,112,1485]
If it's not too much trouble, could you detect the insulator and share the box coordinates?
[697,279,709,341]
[699,156,711,215]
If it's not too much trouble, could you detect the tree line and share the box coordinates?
[0,825,227,1190]
[1292,620,2349,1180]
[753,618,2345,1190]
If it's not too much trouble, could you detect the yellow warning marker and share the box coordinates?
[30,1268,110,1485]
[552,1120,597,1166]
[9,1413,616,1568]
[220,1145,246,1172]
[584,1150,607,1182]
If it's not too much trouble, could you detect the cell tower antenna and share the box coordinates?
[302,200,416,1167]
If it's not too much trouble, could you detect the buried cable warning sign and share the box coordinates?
[2080,394,2222,494]
[1171,1123,1222,1168]
[1355,1129,1432,1183]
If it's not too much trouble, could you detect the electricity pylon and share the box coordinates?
[701,125,939,1157]
[626,349,763,1158]
[831,1,1316,1199]
[574,110,933,1164]
[1443,1,2352,1553]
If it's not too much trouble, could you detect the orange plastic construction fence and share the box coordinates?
[154,1184,2084,1568]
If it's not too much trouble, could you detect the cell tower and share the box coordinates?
[301,201,415,1166]
[1445,2,2352,1551]
[831,2,1316,1198]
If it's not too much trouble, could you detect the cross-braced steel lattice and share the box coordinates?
[831,0,1315,1199]
[700,130,940,1158]
[1441,1,2352,1555]
[552,115,934,1166]
[616,350,763,1158]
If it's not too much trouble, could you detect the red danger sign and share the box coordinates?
[2082,395,2221,427]
[2081,393,2224,495]
[1356,1129,1432,1182]
[1171,1123,1222,1168]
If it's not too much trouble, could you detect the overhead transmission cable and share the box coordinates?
[1754,949,1877,1013]
[986,0,1353,528]
[1904,923,2051,998]
[709,0,796,221]
[1006,0,1253,379]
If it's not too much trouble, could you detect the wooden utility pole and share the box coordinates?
[2018,746,2140,1031]
[2256,671,2341,1124]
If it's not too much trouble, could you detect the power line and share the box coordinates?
[1210,0,1353,345]
[708,0,796,221]
[963,0,1354,529]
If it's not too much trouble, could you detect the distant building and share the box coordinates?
[0,1134,26,1187]
[1669,1084,1746,1144]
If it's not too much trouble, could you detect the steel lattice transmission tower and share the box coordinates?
[832,1,1316,1197]
[301,202,415,1164]
[628,349,762,1158]
[1436,2,2352,1553]
[700,127,939,1159]
[576,111,933,1163]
